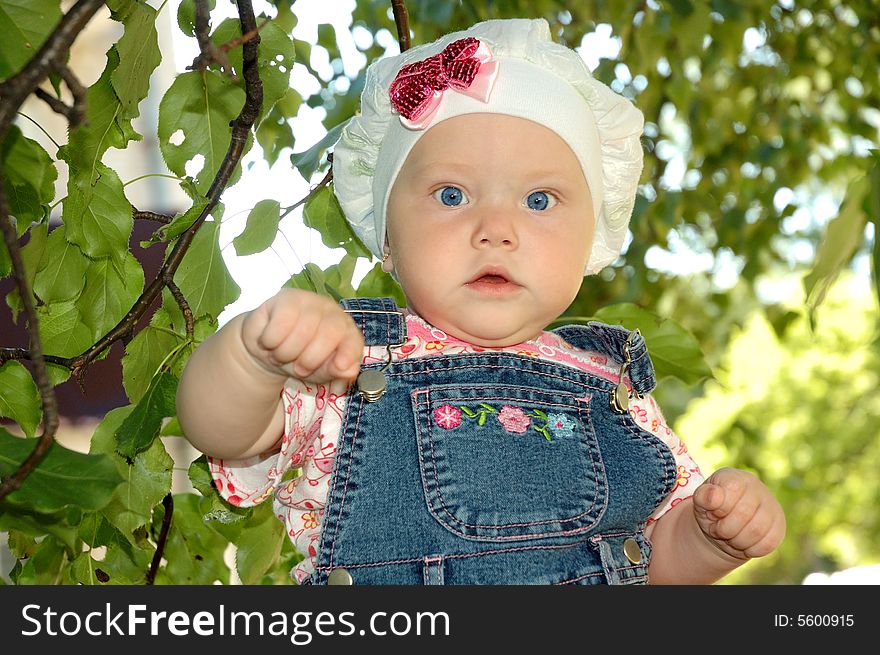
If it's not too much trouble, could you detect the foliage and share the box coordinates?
[677,275,880,583]
[0,0,877,585]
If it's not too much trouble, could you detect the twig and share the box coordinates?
[165,278,194,339]
[145,494,174,585]
[58,65,87,128]
[0,0,106,135]
[280,165,334,220]
[35,88,77,122]
[134,210,174,224]
[188,0,235,79]
[390,0,411,52]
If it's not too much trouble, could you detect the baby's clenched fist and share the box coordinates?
[692,467,786,561]
[240,289,364,385]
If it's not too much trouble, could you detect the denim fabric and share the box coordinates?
[307,298,677,585]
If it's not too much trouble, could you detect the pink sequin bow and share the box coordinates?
[389,37,498,129]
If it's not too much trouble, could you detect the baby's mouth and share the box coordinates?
[474,274,509,285]
[465,269,521,294]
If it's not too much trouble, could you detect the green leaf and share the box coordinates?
[176,0,215,37]
[115,372,178,459]
[0,505,79,553]
[0,427,124,513]
[0,361,41,437]
[62,163,133,265]
[158,70,246,196]
[4,221,47,321]
[8,535,67,584]
[590,303,714,385]
[0,238,8,277]
[152,492,231,585]
[108,0,162,120]
[143,197,211,246]
[0,0,61,79]
[188,455,252,527]
[172,217,241,320]
[75,252,144,342]
[36,299,92,359]
[303,183,370,258]
[58,48,134,185]
[233,198,281,256]
[235,501,285,584]
[319,254,358,299]
[72,513,152,584]
[122,307,186,403]
[284,262,328,296]
[803,174,870,322]
[290,121,347,182]
[212,18,295,122]
[1,125,57,230]
[356,262,406,306]
[90,406,174,538]
[32,226,90,303]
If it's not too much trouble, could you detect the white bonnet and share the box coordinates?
[331,18,644,274]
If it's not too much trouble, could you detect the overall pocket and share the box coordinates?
[412,384,607,541]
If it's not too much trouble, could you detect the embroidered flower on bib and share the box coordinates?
[545,413,576,438]
[434,404,462,429]
[497,405,531,433]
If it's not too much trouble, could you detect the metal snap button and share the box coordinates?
[623,538,641,564]
[357,369,387,402]
[327,568,353,585]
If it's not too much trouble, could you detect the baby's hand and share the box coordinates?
[692,467,785,561]
[240,289,364,385]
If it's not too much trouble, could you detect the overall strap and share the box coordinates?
[552,322,656,396]
[339,297,407,346]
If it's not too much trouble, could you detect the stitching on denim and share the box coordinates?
[327,398,364,565]
[389,361,614,391]
[620,418,678,504]
[554,571,604,585]
[314,535,599,570]
[417,390,606,534]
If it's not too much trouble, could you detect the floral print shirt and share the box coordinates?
[209,311,704,584]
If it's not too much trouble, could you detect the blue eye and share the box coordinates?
[526,191,556,211]
[434,186,468,207]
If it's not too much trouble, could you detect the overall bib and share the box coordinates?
[306,298,677,585]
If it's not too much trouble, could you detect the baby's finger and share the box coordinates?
[693,482,725,514]
[261,305,320,363]
[700,468,751,518]
[292,317,358,376]
[710,491,761,543]
[741,510,786,558]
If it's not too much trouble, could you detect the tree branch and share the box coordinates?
[134,209,174,224]
[0,175,60,501]
[390,0,411,52]
[0,0,106,136]
[145,493,174,585]
[0,0,106,504]
[55,0,263,376]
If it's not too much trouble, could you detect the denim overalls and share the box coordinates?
[305,298,677,585]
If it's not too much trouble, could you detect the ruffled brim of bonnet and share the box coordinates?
[331,18,644,275]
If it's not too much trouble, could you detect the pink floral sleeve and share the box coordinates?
[628,394,705,524]
[208,377,326,508]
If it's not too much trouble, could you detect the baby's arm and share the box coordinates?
[176,289,364,460]
[647,468,786,584]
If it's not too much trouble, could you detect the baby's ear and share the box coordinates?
[381,240,393,273]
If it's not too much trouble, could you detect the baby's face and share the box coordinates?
[386,113,594,347]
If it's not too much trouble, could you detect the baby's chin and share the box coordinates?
[425,313,543,348]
